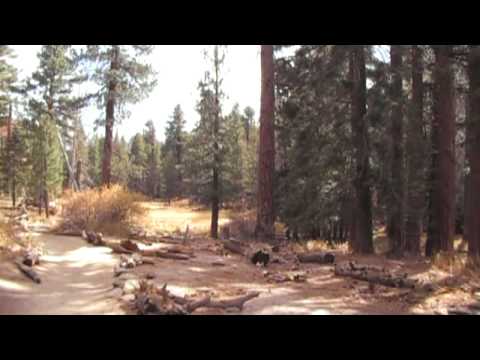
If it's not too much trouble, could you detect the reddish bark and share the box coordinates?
[349,46,374,254]
[255,45,276,243]
[405,45,425,255]
[426,46,456,257]
[466,46,480,261]
[210,46,221,239]
[389,45,405,255]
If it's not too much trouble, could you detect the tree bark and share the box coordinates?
[426,46,456,257]
[389,45,405,255]
[255,45,276,243]
[211,46,220,239]
[349,46,374,254]
[466,45,480,262]
[102,45,119,187]
[405,45,425,255]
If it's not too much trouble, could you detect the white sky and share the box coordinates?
[8,45,263,142]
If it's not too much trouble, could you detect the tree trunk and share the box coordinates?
[466,45,480,262]
[405,45,425,255]
[102,45,119,187]
[76,160,82,191]
[389,45,405,255]
[349,46,374,254]
[210,46,221,240]
[426,46,456,257]
[255,45,276,243]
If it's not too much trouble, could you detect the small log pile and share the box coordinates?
[334,261,431,290]
[133,281,260,315]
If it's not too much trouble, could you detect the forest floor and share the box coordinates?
[1,198,480,315]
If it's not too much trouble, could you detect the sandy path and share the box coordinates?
[0,232,124,315]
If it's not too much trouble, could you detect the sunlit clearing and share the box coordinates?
[0,278,29,292]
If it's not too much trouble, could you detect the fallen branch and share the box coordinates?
[109,244,134,255]
[15,260,41,284]
[334,262,419,289]
[120,240,140,252]
[222,240,246,256]
[133,282,260,315]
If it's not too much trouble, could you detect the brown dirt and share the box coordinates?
[1,199,479,315]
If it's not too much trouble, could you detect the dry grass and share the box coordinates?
[59,185,146,236]
[133,200,233,236]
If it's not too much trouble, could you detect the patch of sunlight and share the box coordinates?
[0,278,29,292]
[188,267,207,273]
[311,309,331,315]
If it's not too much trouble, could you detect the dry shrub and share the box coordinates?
[0,221,15,248]
[60,185,146,234]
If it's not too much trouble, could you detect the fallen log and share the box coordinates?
[334,262,419,289]
[134,283,260,315]
[156,251,191,261]
[222,240,246,256]
[120,240,140,252]
[109,244,134,255]
[297,251,335,264]
[15,260,41,284]
[206,292,260,311]
[82,230,106,246]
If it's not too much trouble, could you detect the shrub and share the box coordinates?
[60,185,146,234]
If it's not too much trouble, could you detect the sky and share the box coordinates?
[8,45,263,142]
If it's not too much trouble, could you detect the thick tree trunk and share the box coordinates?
[349,46,374,254]
[389,45,405,255]
[102,46,119,187]
[255,45,276,243]
[466,45,480,262]
[426,46,456,257]
[405,45,425,255]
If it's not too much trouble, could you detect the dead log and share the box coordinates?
[207,292,260,310]
[297,251,335,264]
[109,244,134,255]
[120,240,140,252]
[156,251,191,261]
[15,260,41,284]
[222,240,246,256]
[334,262,419,289]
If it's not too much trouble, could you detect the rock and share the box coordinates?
[123,279,141,294]
[113,279,126,289]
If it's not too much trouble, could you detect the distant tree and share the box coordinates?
[128,133,147,193]
[82,46,157,187]
[243,106,255,144]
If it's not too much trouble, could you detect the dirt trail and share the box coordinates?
[0,232,124,315]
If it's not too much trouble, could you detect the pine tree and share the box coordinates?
[82,46,157,187]
[111,133,130,186]
[256,45,276,243]
[426,45,456,257]
[129,133,147,193]
[388,45,405,255]
[163,105,186,198]
[405,45,426,255]
[349,45,374,254]
[144,120,160,197]
[465,45,480,262]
